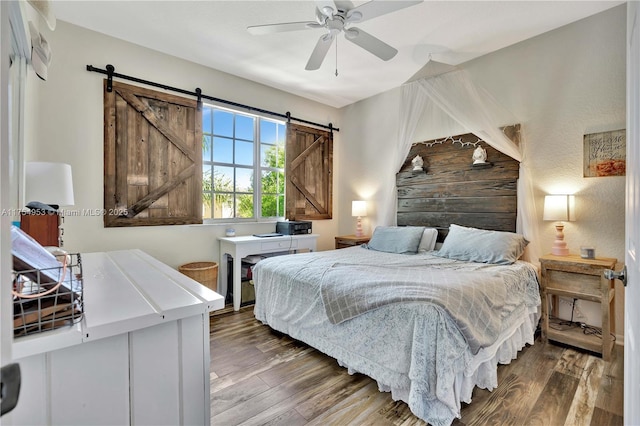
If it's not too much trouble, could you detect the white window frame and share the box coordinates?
[202,103,286,223]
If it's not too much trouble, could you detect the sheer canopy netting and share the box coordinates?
[391,67,540,263]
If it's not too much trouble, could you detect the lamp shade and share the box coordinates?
[25,162,75,207]
[543,194,575,222]
[352,200,367,217]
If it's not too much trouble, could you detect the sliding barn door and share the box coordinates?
[285,123,333,220]
[104,80,202,227]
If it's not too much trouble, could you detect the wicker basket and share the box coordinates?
[179,261,218,292]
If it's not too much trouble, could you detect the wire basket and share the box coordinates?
[12,253,84,337]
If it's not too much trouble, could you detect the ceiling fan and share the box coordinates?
[247,0,423,71]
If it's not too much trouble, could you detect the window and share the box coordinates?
[202,105,285,221]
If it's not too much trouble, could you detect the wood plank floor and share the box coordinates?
[209,306,623,426]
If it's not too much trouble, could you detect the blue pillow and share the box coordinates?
[363,226,425,254]
[435,224,528,265]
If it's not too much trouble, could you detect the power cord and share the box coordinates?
[548,298,616,342]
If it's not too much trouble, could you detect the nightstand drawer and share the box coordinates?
[545,269,603,298]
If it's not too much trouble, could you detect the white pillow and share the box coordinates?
[418,227,438,252]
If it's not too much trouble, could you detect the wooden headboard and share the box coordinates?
[396,126,520,242]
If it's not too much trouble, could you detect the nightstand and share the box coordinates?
[20,212,61,246]
[539,254,617,361]
[335,235,370,249]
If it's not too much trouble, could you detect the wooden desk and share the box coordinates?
[219,234,318,311]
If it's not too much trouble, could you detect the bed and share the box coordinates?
[253,130,540,425]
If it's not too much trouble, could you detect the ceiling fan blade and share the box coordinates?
[344,27,397,61]
[333,1,355,12]
[348,0,423,23]
[314,0,337,17]
[247,21,317,36]
[305,33,335,70]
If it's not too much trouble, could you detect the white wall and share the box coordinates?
[24,21,341,271]
[339,6,626,335]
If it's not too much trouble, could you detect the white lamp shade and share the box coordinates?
[25,162,75,206]
[351,200,367,217]
[543,194,575,222]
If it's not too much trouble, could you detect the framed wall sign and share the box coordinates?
[583,129,626,177]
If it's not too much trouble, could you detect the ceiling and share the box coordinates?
[51,1,623,109]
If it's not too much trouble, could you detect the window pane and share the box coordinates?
[261,170,278,194]
[213,110,233,137]
[277,123,286,143]
[260,144,269,167]
[261,194,277,217]
[213,166,234,192]
[202,135,212,162]
[213,137,233,163]
[202,165,213,219]
[235,114,254,141]
[202,107,212,134]
[262,142,284,168]
[278,195,284,217]
[236,140,254,166]
[260,120,277,143]
[236,194,253,218]
[260,144,277,167]
[277,171,284,193]
[202,164,213,191]
[202,196,212,219]
[213,192,234,219]
[235,168,253,193]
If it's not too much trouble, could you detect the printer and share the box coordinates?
[276,220,312,235]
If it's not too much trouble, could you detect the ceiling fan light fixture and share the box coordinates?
[315,7,327,24]
[344,28,359,40]
[321,6,335,17]
[346,10,363,23]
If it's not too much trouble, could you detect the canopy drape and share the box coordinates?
[390,66,540,263]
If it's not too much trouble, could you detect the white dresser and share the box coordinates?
[6,249,224,426]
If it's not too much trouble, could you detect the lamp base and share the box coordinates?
[355,216,363,237]
[551,246,570,256]
[550,222,569,256]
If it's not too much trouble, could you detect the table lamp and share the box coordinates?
[543,194,575,256]
[23,162,75,246]
[25,162,75,210]
[352,200,367,237]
